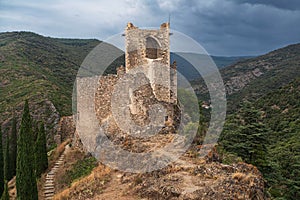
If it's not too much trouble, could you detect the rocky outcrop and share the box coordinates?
[133,160,266,200]
[57,116,76,141]
[223,60,273,95]
[1,99,60,145]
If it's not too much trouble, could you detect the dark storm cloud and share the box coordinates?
[169,0,300,55]
[0,0,300,56]
[229,0,300,11]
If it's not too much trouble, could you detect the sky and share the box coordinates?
[0,0,300,56]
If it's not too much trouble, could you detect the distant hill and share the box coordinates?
[170,53,253,81]
[0,31,100,139]
[192,43,300,111]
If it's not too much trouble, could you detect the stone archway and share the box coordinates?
[145,37,160,59]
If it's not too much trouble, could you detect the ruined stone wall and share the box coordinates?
[75,23,178,154]
[125,22,175,103]
[170,61,177,104]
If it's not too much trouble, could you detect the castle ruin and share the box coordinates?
[76,22,179,155]
[125,22,177,104]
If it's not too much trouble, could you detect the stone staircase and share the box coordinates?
[43,148,67,200]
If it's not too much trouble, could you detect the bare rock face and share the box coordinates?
[1,99,60,145]
[57,115,76,141]
[131,159,266,200]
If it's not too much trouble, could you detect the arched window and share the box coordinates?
[146,37,160,59]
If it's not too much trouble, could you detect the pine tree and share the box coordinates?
[35,122,48,177]
[220,102,270,172]
[1,180,9,200]
[16,100,38,200]
[0,127,4,196]
[10,117,17,179]
[3,137,9,181]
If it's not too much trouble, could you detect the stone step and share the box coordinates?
[44,186,55,190]
[44,189,55,194]
[44,183,54,187]
[44,192,54,197]
[45,180,54,184]
[44,194,54,199]
[43,147,67,200]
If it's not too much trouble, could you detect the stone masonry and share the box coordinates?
[76,22,179,155]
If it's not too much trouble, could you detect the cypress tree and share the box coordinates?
[35,122,48,177]
[1,180,9,200]
[0,127,4,196]
[10,117,17,179]
[16,100,38,200]
[3,137,9,181]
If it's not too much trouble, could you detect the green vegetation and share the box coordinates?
[0,31,100,122]
[219,78,300,200]
[16,100,38,200]
[0,127,4,196]
[1,181,9,200]
[35,122,48,177]
[178,88,208,144]
[62,156,97,186]
[3,138,9,181]
[9,117,17,179]
[220,103,270,169]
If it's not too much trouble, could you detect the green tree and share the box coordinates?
[35,122,48,177]
[0,127,4,196]
[3,137,9,181]
[1,181,9,200]
[10,117,17,179]
[220,102,270,171]
[1,180,9,200]
[16,100,38,200]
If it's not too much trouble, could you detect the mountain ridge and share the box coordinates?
[192,42,300,111]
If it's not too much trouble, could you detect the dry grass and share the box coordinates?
[53,164,111,200]
[232,172,255,184]
[54,148,85,192]
[49,139,71,167]
[232,172,246,181]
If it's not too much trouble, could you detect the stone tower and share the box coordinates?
[125,22,177,103]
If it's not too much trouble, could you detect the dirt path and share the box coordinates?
[94,171,141,200]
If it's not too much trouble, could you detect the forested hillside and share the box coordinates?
[0,31,100,125]
[219,78,300,199]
